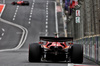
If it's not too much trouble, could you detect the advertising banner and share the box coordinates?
[0,4,5,17]
[89,37,92,59]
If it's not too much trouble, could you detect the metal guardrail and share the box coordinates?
[74,35,100,64]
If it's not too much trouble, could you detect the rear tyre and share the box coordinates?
[12,2,16,5]
[24,1,29,5]
[29,43,41,62]
[26,2,29,5]
[70,44,83,63]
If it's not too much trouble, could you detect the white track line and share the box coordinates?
[46,15,48,18]
[0,18,28,52]
[13,5,19,21]
[46,18,48,21]
[46,12,48,14]
[46,25,48,28]
[28,22,31,24]
[30,15,32,18]
[1,33,4,36]
[0,37,2,40]
[30,12,32,14]
[2,28,5,32]
[45,1,49,36]
[46,22,48,24]
[55,2,59,37]
[46,29,48,33]
[29,18,31,21]
[13,18,15,21]
[68,63,74,66]
[28,0,35,24]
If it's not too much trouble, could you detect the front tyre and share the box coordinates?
[71,44,83,63]
[29,43,41,62]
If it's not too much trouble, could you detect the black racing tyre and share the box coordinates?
[12,2,16,5]
[24,1,29,5]
[27,3,29,5]
[70,44,83,63]
[29,43,41,62]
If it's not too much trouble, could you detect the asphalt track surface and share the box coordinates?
[0,0,99,66]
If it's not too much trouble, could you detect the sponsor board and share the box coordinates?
[0,4,5,17]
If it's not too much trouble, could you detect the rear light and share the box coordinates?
[68,43,73,45]
[39,42,44,44]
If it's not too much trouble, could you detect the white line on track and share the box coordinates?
[46,25,48,28]
[55,2,59,37]
[2,28,5,32]
[0,18,28,52]
[17,5,19,8]
[30,12,32,14]
[29,18,31,21]
[47,2,48,5]
[46,18,48,21]
[68,63,74,66]
[46,22,48,24]
[31,10,33,13]
[46,29,48,32]
[46,15,48,18]
[16,7,18,10]
[15,12,16,15]
[13,18,15,21]
[46,12,48,14]
[45,1,49,36]
[28,0,35,24]
[28,22,31,24]
[46,10,48,13]
[45,33,48,36]
[31,8,33,10]
[0,37,2,40]
[1,33,4,36]
[46,8,48,10]
[14,15,16,18]
[32,4,34,7]
[30,15,32,18]
[13,5,19,21]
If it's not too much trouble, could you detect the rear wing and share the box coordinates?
[40,37,73,42]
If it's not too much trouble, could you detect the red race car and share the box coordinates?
[12,1,29,5]
[29,36,83,63]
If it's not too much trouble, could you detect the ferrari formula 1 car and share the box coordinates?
[12,1,29,5]
[29,37,83,63]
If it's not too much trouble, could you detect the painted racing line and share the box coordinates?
[0,4,5,17]
[0,18,28,52]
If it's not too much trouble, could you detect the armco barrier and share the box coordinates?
[74,36,100,64]
[98,36,100,64]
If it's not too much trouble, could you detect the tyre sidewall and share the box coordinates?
[71,44,83,63]
[29,43,41,62]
